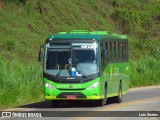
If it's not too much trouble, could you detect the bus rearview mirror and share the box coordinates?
[38,45,44,62]
[38,51,42,62]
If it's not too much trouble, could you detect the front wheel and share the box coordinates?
[96,86,107,106]
[96,99,105,106]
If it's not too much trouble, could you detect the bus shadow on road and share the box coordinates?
[17,98,117,109]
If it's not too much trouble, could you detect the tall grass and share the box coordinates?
[0,55,43,109]
[130,48,160,87]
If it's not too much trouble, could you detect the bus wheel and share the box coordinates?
[97,99,105,106]
[97,86,107,106]
[113,83,122,103]
[52,100,60,107]
[104,85,107,103]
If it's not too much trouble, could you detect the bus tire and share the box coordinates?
[97,86,107,106]
[114,82,122,103]
[51,100,60,107]
[97,99,105,106]
[104,84,107,103]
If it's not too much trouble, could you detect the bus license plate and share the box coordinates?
[66,95,77,100]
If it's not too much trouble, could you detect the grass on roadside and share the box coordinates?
[0,54,44,109]
[130,47,160,87]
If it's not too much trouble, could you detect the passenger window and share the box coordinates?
[118,42,120,61]
[124,42,127,61]
[105,42,109,62]
[122,42,124,61]
[110,42,112,62]
[113,42,116,61]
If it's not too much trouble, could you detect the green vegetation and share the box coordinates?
[130,48,160,87]
[0,0,159,109]
[0,54,43,109]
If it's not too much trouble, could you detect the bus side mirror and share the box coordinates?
[38,45,44,62]
[38,51,42,62]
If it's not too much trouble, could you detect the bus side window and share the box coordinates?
[113,42,116,61]
[105,42,109,62]
[119,42,122,61]
[101,44,104,67]
[116,42,118,61]
[126,41,129,61]
[123,41,125,61]
[122,42,124,61]
[110,42,112,62]
[124,41,127,61]
[118,42,120,61]
[107,42,110,62]
[125,41,128,61]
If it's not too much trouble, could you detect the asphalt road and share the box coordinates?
[1,86,160,120]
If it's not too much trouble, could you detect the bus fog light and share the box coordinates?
[88,82,99,90]
[45,83,55,89]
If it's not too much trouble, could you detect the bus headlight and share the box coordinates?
[88,82,99,90]
[45,83,55,89]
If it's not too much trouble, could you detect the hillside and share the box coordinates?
[0,0,160,109]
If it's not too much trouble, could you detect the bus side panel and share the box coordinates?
[102,62,130,98]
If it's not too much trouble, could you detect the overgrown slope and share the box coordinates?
[0,0,160,109]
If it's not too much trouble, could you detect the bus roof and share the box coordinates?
[47,30,127,40]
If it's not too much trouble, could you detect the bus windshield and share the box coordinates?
[72,49,98,76]
[45,48,71,76]
[45,43,99,77]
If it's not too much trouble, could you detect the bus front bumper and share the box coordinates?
[44,85,103,100]
[45,95,103,100]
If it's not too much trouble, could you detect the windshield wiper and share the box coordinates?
[56,70,62,78]
[78,69,86,79]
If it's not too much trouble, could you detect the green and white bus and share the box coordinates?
[38,30,130,107]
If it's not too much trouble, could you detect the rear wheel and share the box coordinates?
[104,85,107,104]
[113,82,122,103]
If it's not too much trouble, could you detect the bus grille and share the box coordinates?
[56,92,87,98]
